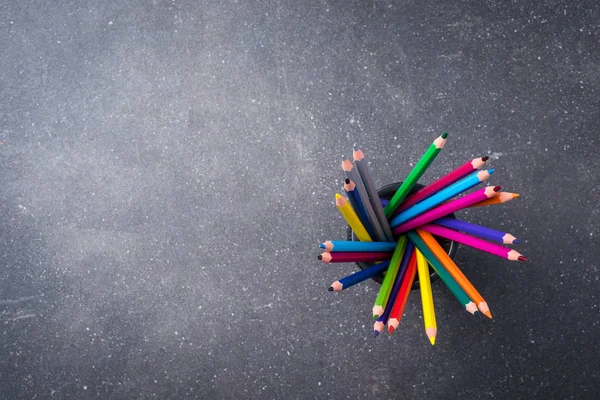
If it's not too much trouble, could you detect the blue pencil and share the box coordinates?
[328,261,390,292]
[320,240,397,252]
[433,217,520,244]
[390,169,495,228]
[373,242,415,336]
[344,178,374,237]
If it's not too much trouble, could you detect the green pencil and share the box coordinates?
[384,132,448,217]
[372,235,407,320]
[407,230,479,316]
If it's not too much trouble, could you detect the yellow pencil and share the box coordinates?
[416,249,437,345]
[335,194,372,242]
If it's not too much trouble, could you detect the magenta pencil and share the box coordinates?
[318,251,392,263]
[393,186,500,234]
[418,224,527,261]
[396,156,489,212]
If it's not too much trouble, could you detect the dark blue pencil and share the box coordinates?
[328,261,390,292]
[373,242,415,336]
[344,178,374,237]
[433,217,520,244]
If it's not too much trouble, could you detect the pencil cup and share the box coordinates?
[348,182,459,289]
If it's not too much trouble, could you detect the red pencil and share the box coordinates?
[397,156,489,212]
[387,251,418,334]
[318,252,392,263]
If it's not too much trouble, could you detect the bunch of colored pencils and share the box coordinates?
[320,133,525,345]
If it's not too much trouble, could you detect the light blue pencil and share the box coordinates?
[320,240,397,253]
[390,169,495,228]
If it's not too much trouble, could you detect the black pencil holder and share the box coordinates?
[347,182,459,290]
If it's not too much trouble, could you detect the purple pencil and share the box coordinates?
[434,217,521,244]
[373,242,415,336]
[419,224,527,261]
[393,186,501,235]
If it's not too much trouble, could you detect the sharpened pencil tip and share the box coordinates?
[474,311,482,318]
[483,310,493,319]
[429,336,436,346]
[518,255,528,261]
[319,243,325,249]
[488,168,495,174]
[373,330,379,337]
[327,286,334,291]
[344,178,350,184]
[493,186,501,191]
[513,239,521,244]
[482,156,489,162]
[317,255,323,260]
[441,132,448,139]
[388,326,395,334]
[353,144,359,151]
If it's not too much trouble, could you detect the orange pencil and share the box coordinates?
[416,229,492,318]
[470,192,520,208]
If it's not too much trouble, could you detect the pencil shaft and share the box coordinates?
[416,249,437,336]
[397,157,488,212]
[322,240,398,252]
[390,169,493,228]
[320,251,391,263]
[387,248,417,323]
[383,133,447,217]
[373,236,407,317]
[354,147,395,241]
[433,217,517,244]
[407,231,473,309]
[393,186,499,235]
[418,224,522,261]
[345,180,374,238]
[337,261,390,290]
[335,194,372,242]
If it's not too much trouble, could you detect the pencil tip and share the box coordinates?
[441,132,448,139]
[429,336,436,345]
[317,255,323,260]
[484,310,493,319]
[513,193,520,198]
[481,156,489,161]
[388,326,395,335]
[518,255,528,261]
[488,168,495,174]
[493,186,501,191]
[353,144,359,151]
[327,286,334,291]
[474,311,482,318]
[344,178,350,184]
[373,330,380,337]
[319,243,325,249]
[513,239,521,244]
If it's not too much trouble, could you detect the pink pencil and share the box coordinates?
[419,224,527,261]
[396,156,489,212]
[393,186,500,234]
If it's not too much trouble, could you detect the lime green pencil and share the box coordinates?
[384,132,448,217]
[407,230,479,316]
[372,236,407,320]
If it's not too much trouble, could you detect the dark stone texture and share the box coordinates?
[1,1,598,399]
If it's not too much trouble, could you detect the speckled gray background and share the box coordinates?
[1,0,599,399]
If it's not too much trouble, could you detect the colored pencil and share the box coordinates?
[418,224,527,261]
[414,248,437,345]
[407,231,479,316]
[353,145,395,241]
[470,192,520,208]
[318,251,391,263]
[433,217,520,244]
[320,240,398,252]
[335,194,372,242]
[342,156,386,241]
[386,249,418,335]
[383,132,448,217]
[397,156,489,212]
[343,178,374,237]
[417,229,493,318]
[393,186,501,235]
[372,236,407,320]
[374,243,415,336]
[390,169,495,228]
[328,260,391,292]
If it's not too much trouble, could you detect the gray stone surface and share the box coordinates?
[1,0,599,398]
